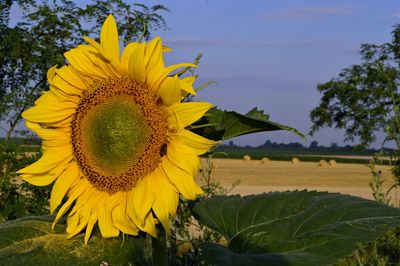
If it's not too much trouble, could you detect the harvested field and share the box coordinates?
[197,158,395,200]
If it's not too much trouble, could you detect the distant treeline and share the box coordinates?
[216,140,393,156]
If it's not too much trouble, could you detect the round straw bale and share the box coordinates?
[291,157,300,164]
[329,159,337,166]
[318,159,327,166]
[261,157,270,164]
[243,155,251,161]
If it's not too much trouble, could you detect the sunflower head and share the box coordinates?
[18,14,217,244]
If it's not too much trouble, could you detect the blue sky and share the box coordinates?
[8,0,400,148]
[142,0,400,148]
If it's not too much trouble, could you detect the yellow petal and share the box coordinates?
[121,43,139,74]
[84,44,118,77]
[55,65,87,90]
[20,153,73,186]
[126,194,157,237]
[22,105,75,124]
[167,102,213,128]
[35,90,78,107]
[100,14,120,64]
[161,158,203,200]
[71,186,99,213]
[52,179,91,228]
[20,173,58,186]
[84,211,98,244]
[167,141,201,176]
[84,36,122,77]
[67,192,98,237]
[181,76,197,96]
[182,76,196,86]
[40,115,73,128]
[145,37,164,69]
[66,211,95,240]
[112,198,139,236]
[171,129,217,155]
[152,192,178,233]
[41,139,70,148]
[158,75,181,106]
[98,197,120,238]
[150,63,197,93]
[50,74,82,96]
[48,85,80,104]
[64,46,107,79]
[141,212,157,237]
[26,121,70,142]
[47,65,57,82]
[151,168,179,232]
[128,176,155,223]
[145,37,165,89]
[128,43,146,84]
[66,210,80,235]
[17,145,73,174]
[50,163,81,214]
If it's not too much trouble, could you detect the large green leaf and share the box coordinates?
[192,191,400,266]
[191,107,304,141]
[0,216,146,265]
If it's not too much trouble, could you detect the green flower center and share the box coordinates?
[71,77,167,194]
[84,97,151,174]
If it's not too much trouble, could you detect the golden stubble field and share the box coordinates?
[197,158,395,200]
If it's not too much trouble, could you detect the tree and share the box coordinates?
[310,24,400,148]
[309,140,319,149]
[0,0,169,144]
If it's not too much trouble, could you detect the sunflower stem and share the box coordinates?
[152,226,167,266]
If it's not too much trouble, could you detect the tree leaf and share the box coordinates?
[192,191,400,266]
[191,107,304,141]
[0,216,146,265]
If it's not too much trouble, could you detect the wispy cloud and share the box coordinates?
[389,12,400,19]
[259,6,355,20]
[165,38,331,49]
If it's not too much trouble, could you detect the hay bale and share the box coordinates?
[318,159,327,166]
[243,155,251,161]
[329,159,337,166]
[291,157,300,164]
[261,157,270,164]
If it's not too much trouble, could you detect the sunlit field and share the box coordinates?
[199,158,395,200]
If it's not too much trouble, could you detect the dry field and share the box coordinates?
[197,158,396,200]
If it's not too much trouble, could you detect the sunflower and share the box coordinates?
[18,14,217,243]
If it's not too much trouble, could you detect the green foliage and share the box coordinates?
[369,156,393,205]
[193,191,400,266]
[0,216,147,265]
[336,227,400,266]
[310,24,400,148]
[191,107,304,141]
[0,142,49,222]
